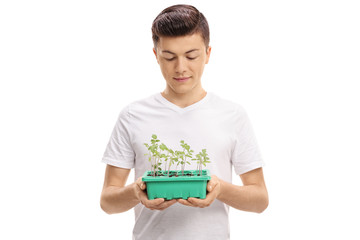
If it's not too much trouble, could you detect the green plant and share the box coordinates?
[144,134,210,177]
[179,140,194,176]
[144,134,161,177]
[192,149,210,176]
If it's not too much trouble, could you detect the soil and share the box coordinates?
[147,172,195,177]
[147,173,165,177]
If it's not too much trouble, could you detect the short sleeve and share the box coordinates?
[101,106,135,169]
[231,107,264,175]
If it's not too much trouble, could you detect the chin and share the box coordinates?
[172,87,196,95]
[167,81,199,95]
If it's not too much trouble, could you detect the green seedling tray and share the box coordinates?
[142,170,211,200]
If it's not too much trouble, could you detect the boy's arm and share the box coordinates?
[100,165,176,214]
[219,167,269,213]
[178,168,269,213]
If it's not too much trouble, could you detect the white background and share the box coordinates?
[1,0,359,239]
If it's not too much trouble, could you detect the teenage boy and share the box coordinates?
[100,4,268,240]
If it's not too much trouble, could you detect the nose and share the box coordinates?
[175,57,187,74]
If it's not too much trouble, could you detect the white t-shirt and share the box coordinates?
[102,92,264,240]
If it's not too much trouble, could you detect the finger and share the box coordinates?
[139,192,164,207]
[140,182,146,190]
[135,177,146,190]
[146,199,176,211]
[177,199,196,207]
[207,182,215,192]
[163,199,177,206]
[187,197,212,208]
[147,198,165,207]
[207,178,218,192]
[156,199,177,210]
[187,197,203,205]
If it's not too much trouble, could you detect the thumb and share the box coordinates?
[207,175,218,192]
[207,182,214,192]
[136,177,146,190]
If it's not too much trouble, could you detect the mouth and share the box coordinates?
[173,77,191,82]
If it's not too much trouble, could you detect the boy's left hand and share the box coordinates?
[177,175,221,208]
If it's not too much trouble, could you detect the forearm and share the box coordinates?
[217,179,268,213]
[100,182,139,214]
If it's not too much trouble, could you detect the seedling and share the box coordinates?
[179,140,194,176]
[192,149,210,176]
[144,134,161,177]
[144,134,210,177]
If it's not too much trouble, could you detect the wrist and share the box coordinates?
[216,179,226,201]
[131,182,141,202]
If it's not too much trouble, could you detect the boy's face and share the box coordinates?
[153,33,211,96]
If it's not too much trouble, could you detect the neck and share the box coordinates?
[161,88,207,108]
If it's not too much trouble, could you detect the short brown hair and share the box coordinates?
[152,4,210,50]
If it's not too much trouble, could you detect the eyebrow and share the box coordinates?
[162,49,199,55]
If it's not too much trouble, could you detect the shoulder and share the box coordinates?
[208,92,248,116]
[116,93,163,122]
[119,93,159,114]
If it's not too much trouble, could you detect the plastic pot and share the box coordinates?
[142,170,211,200]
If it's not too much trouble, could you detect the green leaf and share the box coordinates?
[152,134,157,139]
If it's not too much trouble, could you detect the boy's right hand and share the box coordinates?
[134,177,176,211]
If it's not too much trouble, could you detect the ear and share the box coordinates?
[205,46,212,64]
[153,48,159,64]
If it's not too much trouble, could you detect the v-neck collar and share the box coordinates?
[155,92,211,113]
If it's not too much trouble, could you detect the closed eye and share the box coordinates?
[164,56,198,61]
